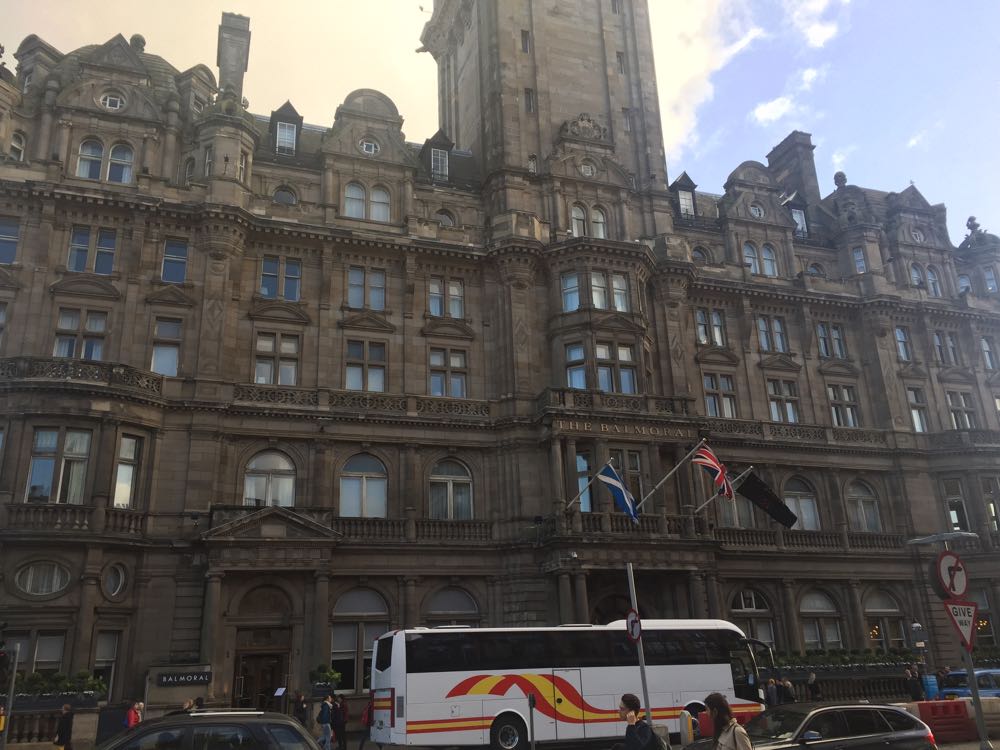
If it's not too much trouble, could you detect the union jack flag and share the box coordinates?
[691,444,734,500]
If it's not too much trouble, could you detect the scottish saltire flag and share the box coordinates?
[597,464,639,524]
[692,444,735,500]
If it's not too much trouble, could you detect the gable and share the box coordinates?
[203,506,342,541]
[50,275,121,301]
[758,354,802,373]
[818,359,860,377]
[145,284,196,307]
[421,317,475,341]
[894,185,932,212]
[85,34,148,74]
[897,362,928,379]
[249,300,311,324]
[592,313,644,335]
[694,346,740,366]
[937,366,977,385]
[338,310,396,333]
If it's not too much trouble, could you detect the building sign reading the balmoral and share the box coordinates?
[156,671,213,687]
[553,419,696,440]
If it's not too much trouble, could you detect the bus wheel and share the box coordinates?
[490,713,527,750]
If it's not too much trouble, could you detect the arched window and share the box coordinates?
[424,587,480,626]
[926,266,942,297]
[332,588,389,692]
[340,454,387,518]
[743,243,759,274]
[571,205,587,237]
[783,477,819,530]
[692,247,710,265]
[806,263,825,277]
[107,144,133,183]
[183,158,195,185]
[799,589,843,650]
[910,263,925,287]
[435,210,455,227]
[592,207,608,239]
[370,187,391,223]
[344,182,366,219]
[273,187,297,205]
[864,590,904,652]
[761,244,778,277]
[77,140,104,180]
[959,274,972,294]
[429,460,472,520]
[10,132,25,162]
[730,589,775,646]
[847,480,881,532]
[243,451,295,507]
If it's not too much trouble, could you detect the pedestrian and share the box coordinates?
[331,695,348,750]
[137,702,145,721]
[358,694,378,750]
[765,679,778,707]
[126,701,141,728]
[780,679,797,704]
[54,704,74,750]
[806,673,821,701]
[293,691,309,726]
[317,695,333,750]
[905,669,924,701]
[610,692,657,750]
[705,693,752,750]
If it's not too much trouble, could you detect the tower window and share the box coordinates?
[524,88,536,114]
[521,30,531,53]
[616,52,626,75]
[276,122,296,155]
[431,148,449,181]
[611,0,623,13]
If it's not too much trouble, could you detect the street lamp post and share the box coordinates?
[906,531,993,750]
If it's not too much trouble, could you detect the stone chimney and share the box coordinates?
[216,12,251,99]
[766,131,821,206]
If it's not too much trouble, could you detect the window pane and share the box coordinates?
[346,364,364,390]
[255,359,275,384]
[27,457,55,501]
[152,344,179,376]
[366,477,387,518]
[430,372,445,396]
[113,464,135,508]
[85,311,107,332]
[430,481,448,519]
[278,360,297,386]
[453,482,473,519]
[368,366,385,392]
[449,373,466,397]
[271,475,294,507]
[368,343,386,362]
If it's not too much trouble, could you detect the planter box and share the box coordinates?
[0,692,102,710]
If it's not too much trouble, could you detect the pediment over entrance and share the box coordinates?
[203,506,342,541]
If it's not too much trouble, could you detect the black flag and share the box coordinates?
[737,471,798,528]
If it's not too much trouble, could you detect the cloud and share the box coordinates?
[784,0,850,48]
[799,67,826,91]
[650,0,764,164]
[907,131,927,149]
[831,146,857,171]
[752,96,795,125]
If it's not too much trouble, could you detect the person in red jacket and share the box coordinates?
[126,701,141,728]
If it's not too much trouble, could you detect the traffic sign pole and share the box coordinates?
[625,563,664,748]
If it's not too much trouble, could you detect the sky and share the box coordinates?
[3,0,999,244]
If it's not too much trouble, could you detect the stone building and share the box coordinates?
[1,0,999,710]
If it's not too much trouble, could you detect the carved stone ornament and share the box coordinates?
[560,113,609,143]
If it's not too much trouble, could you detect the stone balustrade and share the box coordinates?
[0,356,163,396]
[7,502,94,531]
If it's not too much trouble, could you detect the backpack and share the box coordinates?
[361,703,372,727]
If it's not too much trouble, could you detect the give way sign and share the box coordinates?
[944,599,978,652]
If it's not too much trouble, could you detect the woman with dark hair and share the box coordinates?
[705,693,752,750]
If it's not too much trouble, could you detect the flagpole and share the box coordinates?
[634,438,706,511]
[565,457,614,510]
[693,466,753,514]
[625,563,656,743]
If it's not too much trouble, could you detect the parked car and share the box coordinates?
[939,669,1000,699]
[97,709,320,750]
[684,703,936,750]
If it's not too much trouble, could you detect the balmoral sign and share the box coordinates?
[156,671,213,687]
[553,419,696,440]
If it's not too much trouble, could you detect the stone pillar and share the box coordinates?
[313,573,330,671]
[706,573,722,619]
[549,437,566,522]
[781,579,803,654]
[573,573,589,623]
[404,578,419,628]
[70,571,101,673]
[558,573,573,624]
[201,572,224,673]
[847,580,868,651]
[57,118,73,164]
[690,573,709,618]
[563,439,578,504]
[35,81,58,160]
[161,100,180,180]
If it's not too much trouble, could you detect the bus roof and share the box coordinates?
[384,619,745,636]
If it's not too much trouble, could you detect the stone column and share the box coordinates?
[690,573,709,618]
[201,572,224,672]
[70,571,101,672]
[558,573,573,624]
[404,578,419,628]
[313,573,330,672]
[706,573,722,619]
[57,118,73,164]
[847,580,868,651]
[781,579,803,654]
[161,101,180,180]
[35,81,58,160]
[549,437,566,522]
[573,573,589,623]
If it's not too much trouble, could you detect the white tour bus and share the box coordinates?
[371,619,766,749]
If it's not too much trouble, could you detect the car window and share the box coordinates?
[879,710,919,731]
[121,728,187,750]
[978,674,994,688]
[844,709,891,735]
[942,673,967,688]
[267,724,311,750]
[804,711,851,740]
[191,726,261,750]
[745,708,809,740]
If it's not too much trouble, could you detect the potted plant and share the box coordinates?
[308,665,342,697]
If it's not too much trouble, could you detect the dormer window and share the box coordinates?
[360,139,380,156]
[749,204,765,219]
[100,93,125,111]
[431,148,449,180]
[791,208,808,237]
[276,122,296,155]
[678,190,694,217]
